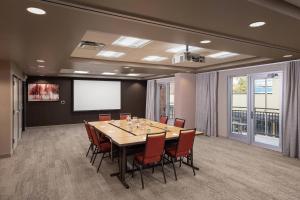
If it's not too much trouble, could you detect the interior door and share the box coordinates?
[18,79,23,139]
[250,72,282,151]
[13,77,19,149]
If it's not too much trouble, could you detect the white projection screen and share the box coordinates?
[73,80,121,111]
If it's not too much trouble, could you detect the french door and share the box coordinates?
[229,72,282,151]
[156,82,175,124]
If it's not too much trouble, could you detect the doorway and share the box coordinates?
[12,76,23,150]
[229,72,283,151]
[156,81,175,125]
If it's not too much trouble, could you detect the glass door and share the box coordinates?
[156,82,175,124]
[250,72,282,151]
[229,76,249,143]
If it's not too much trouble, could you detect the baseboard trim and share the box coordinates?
[0,154,11,159]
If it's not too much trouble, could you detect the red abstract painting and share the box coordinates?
[28,84,59,101]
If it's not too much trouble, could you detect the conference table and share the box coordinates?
[89,119,203,188]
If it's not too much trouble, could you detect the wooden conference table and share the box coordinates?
[89,119,203,188]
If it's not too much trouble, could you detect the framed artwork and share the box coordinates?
[28,83,59,101]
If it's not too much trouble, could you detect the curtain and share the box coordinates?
[283,61,300,158]
[195,72,218,136]
[145,80,156,120]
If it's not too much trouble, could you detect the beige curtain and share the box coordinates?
[195,72,218,136]
[145,80,156,120]
[283,61,300,158]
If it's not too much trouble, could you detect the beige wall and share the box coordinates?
[0,61,12,156]
[174,73,196,129]
[0,61,25,157]
[217,62,287,137]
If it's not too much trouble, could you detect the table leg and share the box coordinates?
[110,146,129,189]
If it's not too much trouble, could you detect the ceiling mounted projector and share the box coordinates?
[172,45,205,64]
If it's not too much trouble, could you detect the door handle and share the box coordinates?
[251,111,254,119]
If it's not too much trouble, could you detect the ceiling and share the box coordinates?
[0,0,299,79]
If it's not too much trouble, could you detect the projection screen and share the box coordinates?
[73,80,121,111]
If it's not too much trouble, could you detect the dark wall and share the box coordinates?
[26,76,147,127]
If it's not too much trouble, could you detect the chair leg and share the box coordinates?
[92,150,98,165]
[90,148,96,163]
[132,159,135,177]
[171,157,178,181]
[179,157,182,168]
[139,165,144,189]
[97,153,105,173]
[161,160,167,184]
[191,152,196,176]
[86,143,92,157]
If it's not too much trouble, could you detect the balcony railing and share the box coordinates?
[232,107,279,138]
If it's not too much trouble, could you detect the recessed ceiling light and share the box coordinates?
[186,71,191,73]
[208,51,239,59]
[36,59,45,63]
[102,72,116,75]
[38,65,45,68]
[74,70,89,74]
[283,55,293,58]
[166,45,202,53]
[27,7,46,15]
[112,36,151,48]
[200,40,211,44]
[97,50,125,58]
[123,66,130,69]
[127,73,140,77]
[249,21,266,28]
[142,56,168,62]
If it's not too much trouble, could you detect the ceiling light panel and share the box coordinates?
[142,56,168,62]
[102,72,116,75]
[74,70,89,74]
[112,36,151,48]
[97,50,125,58]
[166,45,203,53]
[208,51,239,59]
[127,73,140,76]
[200,40,211,44]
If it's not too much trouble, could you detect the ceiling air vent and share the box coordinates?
[79,41,105,51]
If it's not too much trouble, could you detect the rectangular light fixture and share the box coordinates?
[74,70,89,74]
[208,51,239,59]
[112,36,151,48]
[97,50,125,58]
[166,45,203,53]
[102,72,116,75]
[127,73,140,77]
[142,56,168,62]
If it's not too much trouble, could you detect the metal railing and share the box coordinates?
[232,107,279,138]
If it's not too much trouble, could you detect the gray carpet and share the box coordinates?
[0,124,299,200]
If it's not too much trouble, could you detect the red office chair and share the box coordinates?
[120,113,131,120]
[89,124,112,173]
[159,115,168,124]
[174,118,185,128]
[165,129,196,180]
[132,132,167,189]
[99,114,112,121]
[83,120,94,157]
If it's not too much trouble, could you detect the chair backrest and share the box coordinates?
[120,113,131,120]
[143,132,166,164]
[99,114,111,121]
[174,118,185,128]
[84,120,92,141]
[159,116,168,124]
[176,129,196,157]
[88,124,101,147]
